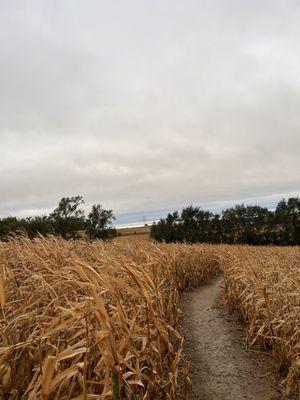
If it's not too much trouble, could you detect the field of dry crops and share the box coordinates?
[0,237,299,399]
[0,237,220,399]
[221,246,300,396]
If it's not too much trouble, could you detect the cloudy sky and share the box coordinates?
[0,1,299,224]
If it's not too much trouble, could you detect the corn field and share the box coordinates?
[0,237,219,399]
[221,245,300,397]
[0,237,299,398]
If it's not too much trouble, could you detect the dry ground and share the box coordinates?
[181,277,288,400]
[115,225,151,241]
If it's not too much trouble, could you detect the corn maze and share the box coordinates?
[0,237,299,398]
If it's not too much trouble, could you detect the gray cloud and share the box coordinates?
[0,0,299,220]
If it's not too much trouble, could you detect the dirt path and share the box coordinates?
[180,276,286,400]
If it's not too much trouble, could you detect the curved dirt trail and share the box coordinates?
[181,276,286,400]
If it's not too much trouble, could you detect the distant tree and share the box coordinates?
[180,206,199,243]
[150,220,165,242]
[150,212,182,242]
[21,216,54,239]
[0,217,24,240]
[51,196,85,219]
[221,204,272,245]
[180,206,214,243]
[85,204,117,240]
[242,205,272,245]
[50,196,85,239]
[1,196,298,245]
[275,198,300,245]
[208,213,222,243]
[150,197,300,246]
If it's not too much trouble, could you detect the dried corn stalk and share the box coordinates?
[0,236,219,399]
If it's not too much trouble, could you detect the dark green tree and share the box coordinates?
[150,212,182,242]
[85,204,117,240]
[21,216,54,239]
[150,198,300,245]
[50,196,85,239]
[180,206,214,243]
[0,217,24,240]
[275,198,300,245]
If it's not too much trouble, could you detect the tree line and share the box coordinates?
[150,197,300,245]
[0,196,117,240]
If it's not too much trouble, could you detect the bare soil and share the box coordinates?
[180,276,288,400]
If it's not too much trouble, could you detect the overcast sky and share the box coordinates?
[0,0,299,222]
